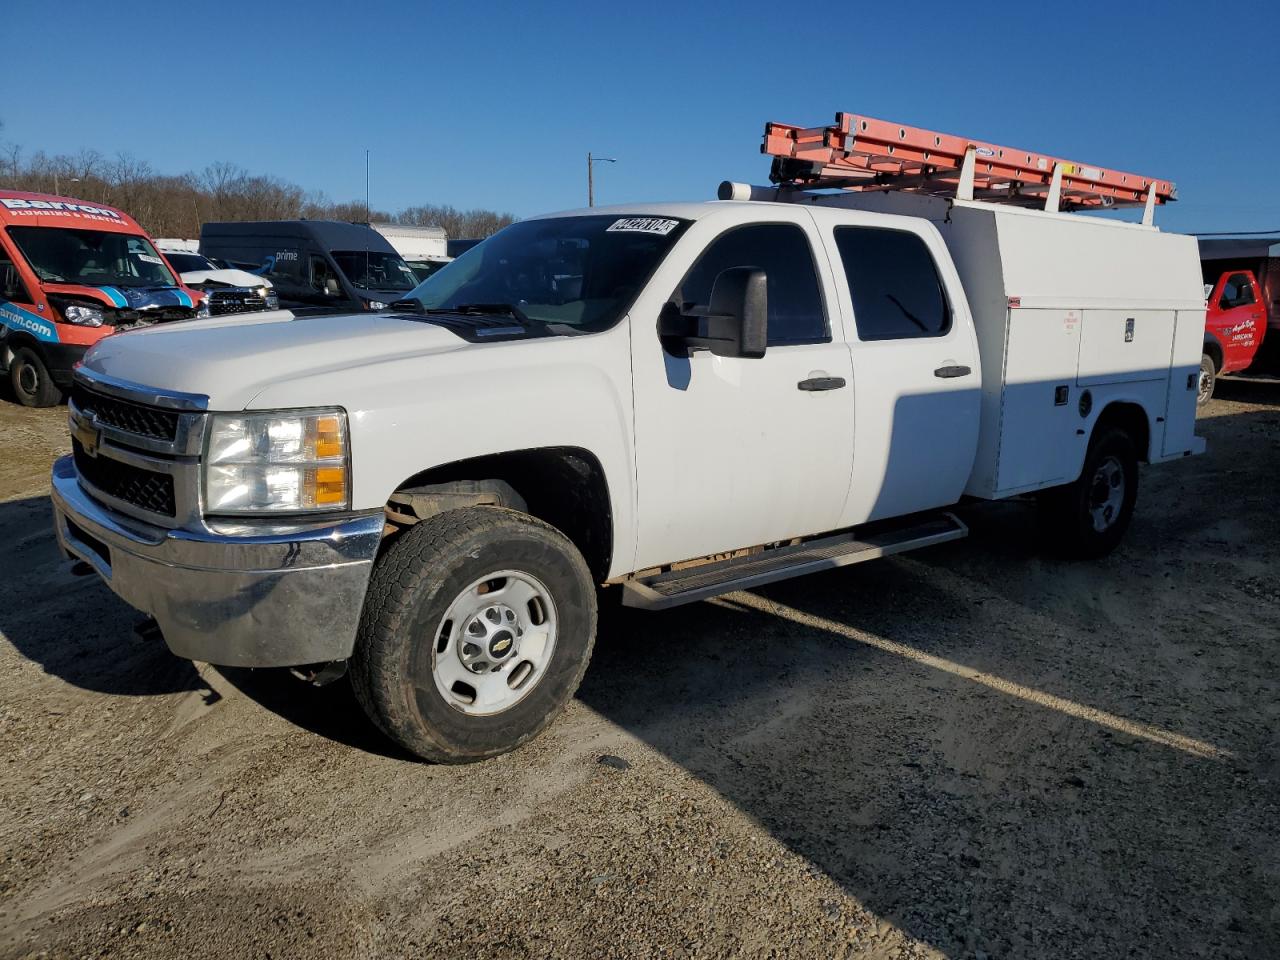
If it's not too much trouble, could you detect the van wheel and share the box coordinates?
[1038,426,1139,559]
[1197,354,1216,406]
[351,506,597,763]
[9,347,63,407]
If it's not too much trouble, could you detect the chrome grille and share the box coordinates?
[70,383,179,442]
[208,290,267,315]
[73,438,176,517]
[68,370,209,529]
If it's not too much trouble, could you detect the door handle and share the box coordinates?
[797,376,847,391]
[934,365,971,379]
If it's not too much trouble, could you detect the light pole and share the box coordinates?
[55,174,79,196]
[587,152,616,207]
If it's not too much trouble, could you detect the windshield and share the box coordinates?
[404,214,690,332]
[330,250,418,292]
[165,252,215,273]
[8,227,179,288]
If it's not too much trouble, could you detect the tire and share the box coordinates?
[351,506,597,763]
[1197,354,1216,406]
[9,346,62,407]
[1038,426,1139,559]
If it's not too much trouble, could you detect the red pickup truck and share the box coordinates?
[1198,237,1280,403]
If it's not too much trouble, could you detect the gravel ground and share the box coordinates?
[0,382,1277,959]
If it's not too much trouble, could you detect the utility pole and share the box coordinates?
[587,152,616,207]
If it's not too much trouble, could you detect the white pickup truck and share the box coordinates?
[51,177,1206,762]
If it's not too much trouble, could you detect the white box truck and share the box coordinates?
[371,222,451,282]
[50,113,1204,762]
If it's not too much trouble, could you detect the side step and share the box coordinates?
[622,513,967,611]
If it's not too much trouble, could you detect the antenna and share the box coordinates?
[365,148,371,295]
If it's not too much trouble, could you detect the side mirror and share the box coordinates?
[659,266,767,359]
[324,277,341,296]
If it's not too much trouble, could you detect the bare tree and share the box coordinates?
[0,130,516,240]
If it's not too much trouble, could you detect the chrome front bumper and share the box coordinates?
[51,455,383,668]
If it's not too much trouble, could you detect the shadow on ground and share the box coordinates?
[0,493,207,697]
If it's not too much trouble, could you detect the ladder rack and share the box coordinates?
[762,112,1175,219]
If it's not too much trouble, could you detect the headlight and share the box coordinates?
[258,286,280,310]
[366,300,387,310]
[62,303,105,327]
[203,409,349,514]
[196,296,211,319]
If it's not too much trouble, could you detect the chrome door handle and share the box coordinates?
[797,376,847,391]
[934,365,971,379]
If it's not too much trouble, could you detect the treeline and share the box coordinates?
[0,141,516,239]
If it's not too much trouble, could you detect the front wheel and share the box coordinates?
[351,506,597,763]
[1038,426,1139,559]
[9,346,63,407]
[1197,354,1216,406]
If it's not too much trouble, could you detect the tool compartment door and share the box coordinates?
[996,308,1084,492]
[1077,310,1175,386]
[1162,307,1208,458]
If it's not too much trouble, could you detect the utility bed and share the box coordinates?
[810,191,1207,498]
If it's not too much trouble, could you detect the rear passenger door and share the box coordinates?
[823,222,981,525]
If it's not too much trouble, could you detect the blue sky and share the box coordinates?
[4,0,1276,234]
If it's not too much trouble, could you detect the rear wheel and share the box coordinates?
[351,506,597,763]
[1038,426,1139,559]
[1197,354,1216,406]
[9,346,62,407]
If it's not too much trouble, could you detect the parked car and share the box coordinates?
[199,220,419,313]
[51,182,1206,763]
[371,222,451,283]
[0,192,207,406]
[157,248,280,315]
[1199,268,1266,403]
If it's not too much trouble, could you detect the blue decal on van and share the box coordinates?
[0,299,59,342]
[99,286,129,308]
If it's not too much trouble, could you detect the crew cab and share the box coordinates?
[0,193,207,406]
[1198,267,1267,402]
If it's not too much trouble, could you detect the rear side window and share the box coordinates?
[834,227,950,340]
[676,223,827,345]
[1220,273,1256,309]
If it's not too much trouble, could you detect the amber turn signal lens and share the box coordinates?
[314,416,344,459]
[312,467,347,505]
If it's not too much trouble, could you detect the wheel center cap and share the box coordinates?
[458,603,520,672]
[488,630,515,660]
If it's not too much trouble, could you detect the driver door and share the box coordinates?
[630,214,855,570]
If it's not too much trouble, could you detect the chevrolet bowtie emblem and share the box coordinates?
[73,417,101,458]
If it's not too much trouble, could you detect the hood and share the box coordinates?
[46,282,199,312]
[81,310,472,409]
[178,268,272,289]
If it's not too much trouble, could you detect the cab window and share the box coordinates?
[1220,273,1256,309]
[674,223,828,346]
[834,226,950,340]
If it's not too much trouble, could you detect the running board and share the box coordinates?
[622,513,968,611]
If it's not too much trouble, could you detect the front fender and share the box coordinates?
[245,321,638,578]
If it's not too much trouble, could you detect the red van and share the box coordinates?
[1199,268,1266,404]
[0,192,207,406]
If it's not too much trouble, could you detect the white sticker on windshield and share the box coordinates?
[607,217,680,236]
[136,254,163,264]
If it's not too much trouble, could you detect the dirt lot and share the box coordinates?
[0,384,1277,960]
